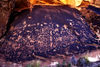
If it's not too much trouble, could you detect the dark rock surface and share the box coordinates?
[87,5,100,15]
[80,5,100,33]
[0,5,99,63]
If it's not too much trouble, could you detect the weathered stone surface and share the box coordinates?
[85,0,100,5]
[94,0,100,5]
[0,5,99,62]
[80,5,100,32]
[0,0,15,38]
[80,7,99,22]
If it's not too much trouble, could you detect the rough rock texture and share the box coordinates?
[0,5,99,63]
[86,0,100,5]
[80,5,100,34]
[0,0,15,38]
[94,0,100,6]
[14,0,30,12]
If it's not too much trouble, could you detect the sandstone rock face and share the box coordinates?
[0,0,15,38]
[95,0,100,5]
[0,5,99,62]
